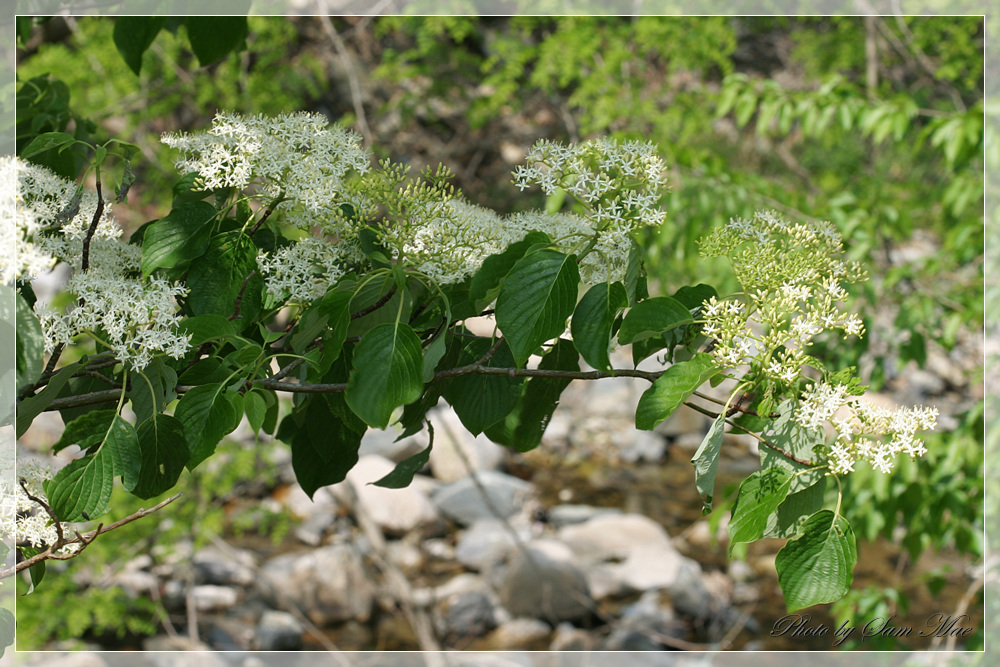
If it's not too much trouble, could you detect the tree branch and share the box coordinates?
[80,177,104,272]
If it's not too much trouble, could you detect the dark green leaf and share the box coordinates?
[374,427,433,489]
[113,17,167,75]
[728,466,794,553]
[19,132,75,160]
[759,400,827,492]
[277,396,362,498]
[174,385,242,469]
[572,282,627,371]
[53,410,116,453]
[15,291,44,391]
[178,314,237,346]
[618,296,693,345]
[244,390,267,434]
[691,415,725,513]
[635,354,717,430]
[16,363,82,439]
[443,338,522,435]
[496,248,580,367]
[134,414,189,499]
[45,415,141,521]
[128,357,178,425]
[776,510,857,611]
[764,479,828,539]
[186,231,264,327]
[346,321,425,429]
[184,17,248,67]
[509,338,579,452]
[141,201,217,276]
[469,231,549,308]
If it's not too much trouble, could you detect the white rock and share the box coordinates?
[344,455,440,534]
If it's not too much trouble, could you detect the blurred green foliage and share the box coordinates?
[15,438,292,649]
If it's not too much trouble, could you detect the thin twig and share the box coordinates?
[19,478,65,545]
[351,287,397,320]
[247,201,278,237]
[318,11,372,144]
[80,177,105,272]
[228,270,258,322]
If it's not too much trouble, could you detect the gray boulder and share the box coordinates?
[432,471,535,526]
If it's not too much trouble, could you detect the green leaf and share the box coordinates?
[443,338,523,435]
[184,17,248,66]
[128,357,178,425]
[496,248,580,367]
[572,282,627,371]
[635,354,717,430]
[15,291,44,391]
[16,362,83,439]
[0,607,12,657]
[346,321,425,429]
[291,290,352,355]
[776,510,857,611]
[374,427,433,489]
[759,400,827,492]
[186,231,264,327]
[618,296,693,345]
[672,283,719,314]
[178,314,237,346]
[53,410,116,453]
[727,466,794,553]
[113,17,167,75]
[244,390,267,434]
[19,132,76,160]
[509,337,579,452]
[469,231,549,308]
[18,546,45,594]
[134,414,189,499]
[764,479,828,539]
[691,415,725,513]
[141,201,217,276]
[45,415,141,521]
[174,385,242,469]
[277,396,363,498]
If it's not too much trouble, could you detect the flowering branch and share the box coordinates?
[1,492,185,580]
[79,176,104,272]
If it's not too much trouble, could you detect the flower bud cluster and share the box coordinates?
[162,111,371,233]
[796,381,938,474]
[698,210,866,384]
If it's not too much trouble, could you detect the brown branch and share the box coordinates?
[41,388,123,411]
[80,177,105,272]
[2,493,184,579]
[228,270,258,322]
[350,287,397,320]
[247,200,278,237]
[19,478,65,544]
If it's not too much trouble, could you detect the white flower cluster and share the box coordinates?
[699,210,866,383]
[0,458,80,555]
[513,137,667,230]
[1,157,123,284]
[257,235,365,303]
[405,200,506,285]
[162,111,371,233]
[6,158,191,370]
[796,382,938,475]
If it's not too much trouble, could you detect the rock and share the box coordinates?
[294,510,337,546]
[603,591,687,651]
[142,636,219,657]
[190,584,240,612]
[278,482,337,519]
[482,618,552,650]
[550,622,599,651]
[499,540,593,623]
[344,455,440,534]
[193,545,257,586]
[665,558,715,619]
[257,610,304,650]
[21,655,108,667]
[359,425,428,462]
[386,539,425,575]
[455,517,530,571]
[619,430,667,463]
[260,543,374,625]
[432,471,535,526]
[558,513,698,595]
[442,592,498,638]
[113,570,158,595]
[547,504,621,528]
[427,408,505,482]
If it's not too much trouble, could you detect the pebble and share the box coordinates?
[256,610,304,650]
[432,470,535,526]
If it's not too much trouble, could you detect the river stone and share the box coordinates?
[619,430,667,463]
[260,543,374,625]
[482,618,552,650]
[547,504,621,528]
[499,540,593,623]
[190,585,240,611]
[359,425,429,462]
[345,455,440,534]
[257,610,304,650]
[557,513,673,560]
[427,408,505,483]
[550,622,599,651]
[293,510,337,546]
[442,592,498,638]
[603,590,687,651]
[455,517,531,570]
[193,545,257,586]
[432,470,535,526]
